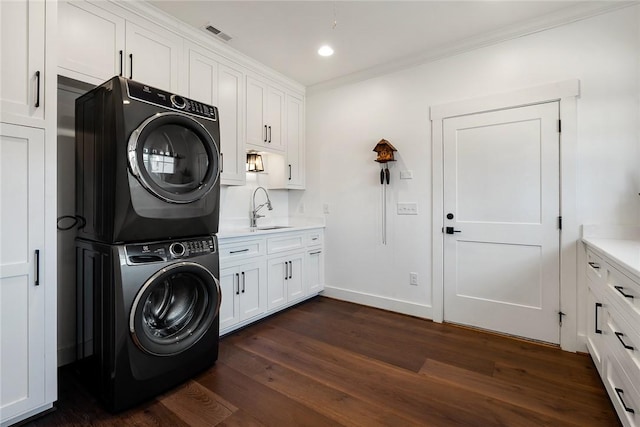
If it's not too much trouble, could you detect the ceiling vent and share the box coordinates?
[203,24,233,42]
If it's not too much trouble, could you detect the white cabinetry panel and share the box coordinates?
[58,0,125,84]
[0,124,46,423]
[0,0,45,125]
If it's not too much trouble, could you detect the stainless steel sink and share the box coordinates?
[255,225,292,230]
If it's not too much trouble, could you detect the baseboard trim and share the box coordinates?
[322,286,433,319]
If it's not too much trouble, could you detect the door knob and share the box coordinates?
[446,213,454,220]
[445,227,461,234]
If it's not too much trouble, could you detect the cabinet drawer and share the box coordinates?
[267,233,305,254]
[607,308,640,384]
[306,230,324,247]
[586,249,605,284]
[607,266,640,326]
[219,239,264,261]
[605,351,640,427]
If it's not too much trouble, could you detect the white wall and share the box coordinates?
[296,6,640,316]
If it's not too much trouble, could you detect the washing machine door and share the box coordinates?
[129,262,221,356]
[128,112,220,204]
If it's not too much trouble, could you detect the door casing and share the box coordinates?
[430,80,580,351]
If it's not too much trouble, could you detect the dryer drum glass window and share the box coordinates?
[130,263,220,356]
[129,113,220,204]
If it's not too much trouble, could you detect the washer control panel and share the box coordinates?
[126,79,217,121]
[126,236,216,264]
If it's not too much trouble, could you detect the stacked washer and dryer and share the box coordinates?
[75,76,222,412]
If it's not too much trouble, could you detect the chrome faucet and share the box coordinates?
[250,186,273,228]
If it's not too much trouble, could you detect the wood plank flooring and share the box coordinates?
[24,297,620,426]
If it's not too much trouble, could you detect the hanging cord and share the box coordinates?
[57,215,86,231]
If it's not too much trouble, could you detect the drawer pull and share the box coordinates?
[615,332,635,350]
[230,248,250,254]
[615,388,635,414]
[595,302,602,334]
[588,261,600,269]
[309,251,322,255]
[614,286,634,300]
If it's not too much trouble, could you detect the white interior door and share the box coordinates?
[443,102,560,344]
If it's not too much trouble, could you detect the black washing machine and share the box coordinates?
[75,76,221,243]
[76,235,221,412]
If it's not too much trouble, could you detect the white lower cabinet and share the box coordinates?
[219,228,324,335]
[267,253,304,310]
[584,243,640,427]
[219,261,267,331]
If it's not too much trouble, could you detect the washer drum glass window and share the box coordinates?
[128,113,220,204]
[130,262,221,356]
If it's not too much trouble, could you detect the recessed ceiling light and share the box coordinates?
[318,45,334,57]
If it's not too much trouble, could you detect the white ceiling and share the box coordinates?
[149,1,628,88]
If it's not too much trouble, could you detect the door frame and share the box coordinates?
[430,80,580,351]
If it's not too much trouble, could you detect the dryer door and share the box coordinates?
[128,113,220,204]
[129,261,221,356]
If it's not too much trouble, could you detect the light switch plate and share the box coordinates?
[397,203,418,215]
[400,170,413,179]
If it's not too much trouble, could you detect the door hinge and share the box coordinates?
[558,119,562,133]
[559,311,566,326]
[558,216,562,230]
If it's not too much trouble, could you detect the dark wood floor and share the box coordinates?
[26,297,620,426]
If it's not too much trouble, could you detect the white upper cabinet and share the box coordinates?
[125,21,182,91]
[285,93,305,189]
[58,0,125,85]
[185,44,246,186]
[58,1,182,92]
[0,0,46,125]
[246,76,285,152]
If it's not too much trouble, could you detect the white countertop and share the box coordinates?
[218,223,324,239]
[583,236,640,279]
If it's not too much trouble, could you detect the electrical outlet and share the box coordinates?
[323,203,330,214]
[397,202,418,215]
[410,272,418,286]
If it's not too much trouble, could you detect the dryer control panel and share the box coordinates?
[126,79,217,121]
[126,236,216,264]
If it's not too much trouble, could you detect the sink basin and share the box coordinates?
[255,225,292,230]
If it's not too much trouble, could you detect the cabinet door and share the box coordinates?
[219,266,240,330]
[246,76,267,147]
[186,47,218,105]
[239,261,267,321]
[307,249,325,295]
[218,63,246,185]
[0,124,46,422]
[267,256,288,310]
[125,21,182,92]
[0,0,45,124]
[286,94,305,189]
[586,281,606,375]
[266,86,285,151]
[58,0,125,85]
[286,255,305,302]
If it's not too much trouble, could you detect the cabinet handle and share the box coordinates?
[119,50,123,76]
[309,251,321,255]
[614,285,634,300]
[615,332,635,350]
[264,125,267,142]
[588,261,600,270]
[289,261,292,279]
[220,152,224,173]
[595,302,602,334]
[34,249,40,286]
[268,126,272,143]
[284,262,288,280]
[615,388,635,414]
[129,53,133,79]
[241,271,245,293]
[235,273,239,295]
[230,248,249,254]
[288,164,292,180]
[35,71,41,108]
